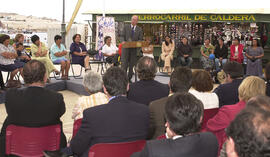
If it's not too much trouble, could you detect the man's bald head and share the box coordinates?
[131,15,138,26]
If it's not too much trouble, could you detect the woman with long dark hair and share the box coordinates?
[160,35,175,74]
[245,39,264,77]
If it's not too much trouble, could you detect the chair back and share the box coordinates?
[72,118,82,138]
[88,140,146,157]
[6,124,61,157]
[201,108,219,131]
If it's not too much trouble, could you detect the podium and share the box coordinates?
[122,41,149,48]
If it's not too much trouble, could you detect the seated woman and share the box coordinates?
[70,34,90,71]
[214,38,228,71]
[200,39,215,71]
[13,34,31,63]
[142,36,154,58]
[245,39,264,77]
[161,35,175,74]
[101,36,119,66]
[0,34,24,87]
[230,38,244,64]
[189,70,219,109]
[50,35,70,80]
[30,35,59,82]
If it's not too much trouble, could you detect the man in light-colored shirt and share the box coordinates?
[72,71,108,120]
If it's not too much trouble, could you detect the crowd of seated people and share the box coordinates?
[1,30,270,157]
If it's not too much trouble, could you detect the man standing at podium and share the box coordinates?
[120,15,143,82]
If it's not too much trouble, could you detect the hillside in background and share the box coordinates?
[0,12,61,32]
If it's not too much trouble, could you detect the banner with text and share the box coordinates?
[137,14,256,22]
[95,16,116,59]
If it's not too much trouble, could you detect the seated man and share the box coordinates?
[68,67,149,157]
[226,95,270,157]
[128,56,169,105]
[177,37,193,67]
[214,61,244,107]
[149,67,192,139]
[132,93,218,157]
[0,60,67,156]
[72,71,108,120]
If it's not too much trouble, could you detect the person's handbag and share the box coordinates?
[87,49,98,56]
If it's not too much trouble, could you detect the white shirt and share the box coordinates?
[0,43,16,65]
[189,89,219,109]
[131,24,136,31]
[235,45,239,57]
[101,44,118,58]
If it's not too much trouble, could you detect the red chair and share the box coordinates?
[72,118,82,138]
[6,124,61,157]
[201,108,219,131]
[88,140,146,157]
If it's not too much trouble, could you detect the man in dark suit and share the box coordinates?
[120,15,143,81]
[0,60,67,156]
[132,93,218,157]
[214,61,244,107]
[148,67,192,139]
[68,67,149,157]
[128,56,169,105]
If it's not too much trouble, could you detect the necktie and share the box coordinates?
[131,26,135,38]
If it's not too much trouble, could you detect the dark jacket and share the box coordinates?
[177,43,192,57]
[120,24,143,42]
[128,80,169,106]
[214,79,243,107]
[214,44,228,59]
[70,96,149,157]
[148,97,168,139]
[131,132,218,157]
[0,87,67,156]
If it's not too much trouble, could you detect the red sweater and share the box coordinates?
[206,101,246,151]
[230,44,244,64]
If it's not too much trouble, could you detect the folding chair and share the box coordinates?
[6,124,61,157]
[89,50,107,75]
[88,140,146,157]
[70,54,83,79]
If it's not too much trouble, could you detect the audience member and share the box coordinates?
[13,34,31,62]
[101,36,119,66]
[16,42,31,63]
[72,71,108,120]
[30,35,59,82]
[226,95,270,157]
[200,39,215,71]
[0,60,67,156]
[132,93,218,157]
[148,66,192,139]
[161,35,175,74]
[177,37,193,67]
[190,70,219,109]
[70,34,90,71]
[245,39,264,77]
[264,62,270,97]
[67,67,149,157]
[128,56,169,105]
[142,36,154,58]
[0,34,24,87]
[214,38,228,71]
[230,38,244,64]
[206,76,266,151]
[50,35,70,80]
[214,61,244,107]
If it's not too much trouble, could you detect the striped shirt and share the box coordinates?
[72,92,109,120]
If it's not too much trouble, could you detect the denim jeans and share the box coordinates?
[214,58,227,71]
[179,57,193,67]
